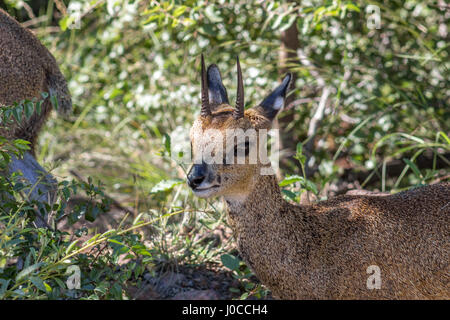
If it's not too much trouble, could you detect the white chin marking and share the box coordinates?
[193,188,218,198]
[273,96,284,110]
[224,193,248,204]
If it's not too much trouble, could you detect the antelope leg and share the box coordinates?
[7,152,57,228]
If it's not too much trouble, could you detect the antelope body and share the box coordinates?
[0,9,71,227]
[187,55,450,299]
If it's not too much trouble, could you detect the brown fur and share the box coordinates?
[190,106,450,300]
[0,9,71,153]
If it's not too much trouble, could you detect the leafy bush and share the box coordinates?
[0,136,232,299]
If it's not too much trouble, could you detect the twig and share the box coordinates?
[340,113,360,124]
[303,87,331,174]
[295,49,338,177]
[306,87,331,140]
[21,16,48,28]
[53,0,67,15]
[20,1,36,20]
[431,174,450,185]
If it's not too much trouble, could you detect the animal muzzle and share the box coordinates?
[187,162,208,190]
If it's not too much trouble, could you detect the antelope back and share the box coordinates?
[0,9,71,151]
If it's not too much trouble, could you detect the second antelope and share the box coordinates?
[186,55,449,299]
[0,9,71,227]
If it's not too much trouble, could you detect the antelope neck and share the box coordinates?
[224,174,284,218]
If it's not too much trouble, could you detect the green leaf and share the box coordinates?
[13,139,31,151]
[294,142,306,164]
[0,279,10,299]
[0,151,11,163]
[345,3,360,12]
[151,179,183,193]
[439,131,450,145]
[36,100,43,115]
[229,287,240,293]
[59,16,68,31]
[142,13,162,24]
[44,282,52,292]
[296,142,303,156]
[132,212,145,226]
[54,278,66,289]
[240,292,249,300]
[59,16,75,31]
[66,240,80,255]
[279,175,303,187]
[163,133,171,156]
[94,282,108,295]
[85,205,100,222]
[108,238,126,246]
[101,229,117,238]
[84,234,101,246]
[16,262,44,282]
[25,101,34,119]
[304,179,319,195]
[12,105,23,122]
[110,237,130,259]
[3,108,12,121]
[30,276,51,293]
[50,94,59,110]
[173,6,187,17]
[143,7,160,15]
[221,254,240,271]
[199,24,216,36]
[281,189,297,201]
[403,158,422,179]
[279,175,318,195]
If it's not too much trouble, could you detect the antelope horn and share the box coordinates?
[234,56,244,119]
[200,54,211,117]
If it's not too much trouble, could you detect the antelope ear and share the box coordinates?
[207,64,229,107]
[258,73,292,120]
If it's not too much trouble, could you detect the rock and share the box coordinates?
[159,272,186,287]
[154,272,186,295]
[181,279,194,287]
[194,276,209,288]
[171,289,221,300]
[143,271,187,297]
[143,272,154,282]
[126,284,160,300]
[211,280,221,290]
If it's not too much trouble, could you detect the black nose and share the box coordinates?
[187,163,207,189]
